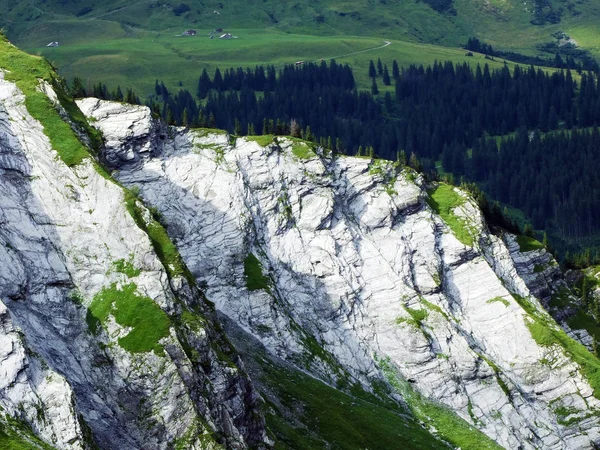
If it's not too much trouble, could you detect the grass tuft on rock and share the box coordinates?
[427,184,475,246]
[244,253,270,291]
[513,294,600,399]
[516,235,545,252]
[0,414,57,450]
[112,257,141,278]
[88,283,171,355]
[123,189,188,280]
[379,357,503,450]
[0,36,90,166]
[486,296,510,307]
[246,135,275,146]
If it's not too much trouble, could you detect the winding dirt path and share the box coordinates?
[316,40,392,62]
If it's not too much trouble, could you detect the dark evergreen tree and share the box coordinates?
[369,60,376,78]
[383,65,391,86]
[371,78,379,95]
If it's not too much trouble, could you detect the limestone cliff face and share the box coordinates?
[0,72,267,448]
[75,98,600,450]
[3,49,600,448]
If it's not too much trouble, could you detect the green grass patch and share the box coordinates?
[193,128,228,136]
[516,235,544,252]
[0,36,90,166]
[123,189,188,280]
[533,264,546,273]
[526,320,556,347]
[88,283,171,355]
[112,257,141,278]
[291,143,315,160]
[0,414,57,450]
[421,298,448,318]
[427,184,475,246]
[244,253,271,292]
[512,294,600,399]
[379,357,502,450]
[477,353,511,398]
[396,307,428,328]
[368,159,387,177]
[179,310,206,333]
[486,296,510,307]
[406,307,428,326]
[246,135,275,147]
[260,358,447,450]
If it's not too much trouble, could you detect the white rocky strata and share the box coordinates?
[80,98,600,449]
[0,301,86,449]
[0,79,266,448]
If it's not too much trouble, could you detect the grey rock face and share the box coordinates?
[0,80,266,448]
[78,98,600,449]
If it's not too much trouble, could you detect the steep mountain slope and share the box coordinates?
[77,96,600,449]
[3,34,600,449]
[0,37,267,450]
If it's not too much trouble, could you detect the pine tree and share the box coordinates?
[369,60,376,78]
[409,152,421,172]
[290,119,301,137]
[114,86,124,102]
[71,77,87,97]
[542,232,548,249]
[125,88,136,104]
[371,78,379,95]
[305,126,314,142]
[397,150,406,166]
[234,118,242,135]
[213,68,223,91]
[197,69,211,99]
[383,65,391,86]
[166,107,174,125]
[377,58,383,76]
[392,60,400,79]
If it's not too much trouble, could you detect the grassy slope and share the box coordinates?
[427,183,476,246]
[5,0,600,53]
[13,26,528,96]
[262,361,450,450]
[2,0,598,96]
[0,415,57,450]
[226,328,452,450]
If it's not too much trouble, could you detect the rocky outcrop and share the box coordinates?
[78,98,600,450]
[504,234,562,303]
[0,65,267,448]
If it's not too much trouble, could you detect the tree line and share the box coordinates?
[69,59,600,259]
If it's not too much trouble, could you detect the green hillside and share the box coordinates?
[1,0,598,96]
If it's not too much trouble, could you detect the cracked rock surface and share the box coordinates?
[0,79,266,448]
[78,98,600,449]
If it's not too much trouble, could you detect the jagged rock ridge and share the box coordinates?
[75,97,600,449]
[0,43,267,449]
